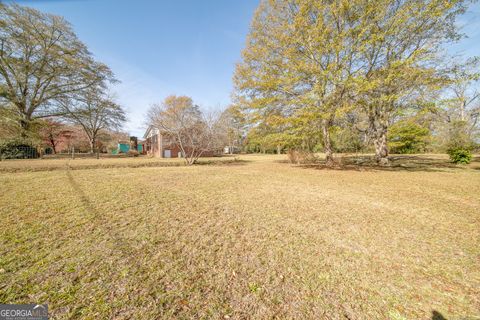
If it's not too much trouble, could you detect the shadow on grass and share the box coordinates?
[66,169,98,217]
[194,159,251,166]
[294,154,478,172]
[65,168,139,265]
[275,159,292,164]
[431,311,447,320]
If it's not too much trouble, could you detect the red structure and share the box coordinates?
[143,125,218,158]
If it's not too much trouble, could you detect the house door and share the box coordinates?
[164,150,171,158]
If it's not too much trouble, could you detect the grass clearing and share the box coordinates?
[1,154,479,319]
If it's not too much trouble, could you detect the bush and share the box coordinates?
[388,121,430,154]
[127,150,139,157]
[331,126,364,153]
[447,148,472,164]
[0,141,39,159]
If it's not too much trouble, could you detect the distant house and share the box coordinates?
[223,146,241,154]
[143,125,220,158]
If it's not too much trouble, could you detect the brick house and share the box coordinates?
[143,125,221,158]
[143,125,183,158]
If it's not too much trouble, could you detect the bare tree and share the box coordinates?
[38,119,72,153]
[147,95,218,165]
[432,59,480,149]
[60,89,126,153]
[217,105,246,154]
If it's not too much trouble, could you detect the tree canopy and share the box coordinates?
[234,0,471,165]
[0,3,115,135]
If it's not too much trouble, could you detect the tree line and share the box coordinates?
[0,3,242,163]
[0,3,125,155]
[233,0,479,165]
[2,1,478,164]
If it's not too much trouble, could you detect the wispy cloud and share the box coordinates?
[105,56,186,137]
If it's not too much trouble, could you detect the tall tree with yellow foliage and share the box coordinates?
[234,0,469,165]
[234,0,366,165]
[352,0,467,164]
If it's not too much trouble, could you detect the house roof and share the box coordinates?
[143,125,172,139]
[143,125,156,139]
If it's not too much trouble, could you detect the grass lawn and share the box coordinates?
[0,154,479,319]
[0,156,237,173]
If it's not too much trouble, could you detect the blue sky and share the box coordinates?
[14,0,259,136]
[12,0,480,136]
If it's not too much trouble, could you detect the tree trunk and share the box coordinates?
[19,118,31,138]
[322,119,334,166]
[277,145,281,155]
[185,155,195,165]
[368,105,389,165]
[16,101,31,138]
[89,139,95,154]
[373,126,389,165]
[51,141,57,154]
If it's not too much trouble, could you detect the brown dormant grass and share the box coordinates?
[0,156,238,172]
[0,154,479,319]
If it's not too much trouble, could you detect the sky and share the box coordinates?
[13,0,259,136]
[10,0,480,137]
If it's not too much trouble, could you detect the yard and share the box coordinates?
[0,154,479,319]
